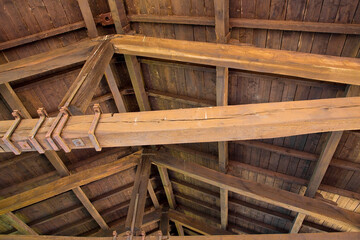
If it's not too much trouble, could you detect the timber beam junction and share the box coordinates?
[0,33,360,240]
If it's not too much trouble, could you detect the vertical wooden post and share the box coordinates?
[214,0,230,231]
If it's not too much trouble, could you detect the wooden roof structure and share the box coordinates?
[0,0,360,239]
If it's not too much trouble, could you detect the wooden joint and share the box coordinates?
[2,110,23,155]
[53,107,71,153]
[88,103,102,151]
[28,108,48,154]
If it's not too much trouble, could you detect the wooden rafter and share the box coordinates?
[236,140,360,173]
[1,212,38,235]
[166,144,360,202]
[171,179,335,233]
[125,157,152,235]
[0,151,141,215]
[152,153,360,230]
[290,87,358,233]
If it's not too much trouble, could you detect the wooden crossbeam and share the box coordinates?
[0,232,360,240]
[152,154,360,230]
[0,97,360,153]
[127,15,360,35]
[0,151,141,215]
[110,35,360,85]
[0,40,98,84]
[168,209,233,235]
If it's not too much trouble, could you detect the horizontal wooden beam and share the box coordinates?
[168,209,233,235]
[0,13,110,51]
[152,154,360,231]
[166,144,360,201]
[0,151,141,215]
[111,35,360,85]
[1,232,359,239]
[0,97,359,153]
[237,140,360,172]
[127,15,360,35]
[0,39,99,84]
[171,178,335,232]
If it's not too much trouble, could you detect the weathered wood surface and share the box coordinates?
[0,97,359,152]
[168,209,233,235]
[0,151,141,215]
[237,140,360,172]
[152,154,360,230]
[77,0,98,38]
[112,35,360,85]
[127,15,360,35]
[59,40,114,114]
[0,39,98,84]
[1,232,359,239]
[125,158,151,234]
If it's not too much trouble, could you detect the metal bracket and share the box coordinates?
[28,108,48,154]
[53,107,71,153]
[88,104,102,151]
[2,110,22,155]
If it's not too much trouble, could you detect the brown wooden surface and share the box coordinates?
[0,232,360,239]
[153,153,360,230]
[77,0,98,38]
[127,15,360,35]
[0,151,141,215]
[59,40,114,114]
[111,35,360,85]
[0,97,360,152]
[0,39,98,84]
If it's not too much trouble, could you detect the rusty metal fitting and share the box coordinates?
[2,110,23,155]
[28,108,48,154]
[53,107,71,153]
[88,104,102,151]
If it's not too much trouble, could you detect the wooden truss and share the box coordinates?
[0,23,360,239]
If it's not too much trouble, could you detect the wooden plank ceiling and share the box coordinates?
[0,0,359,238]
